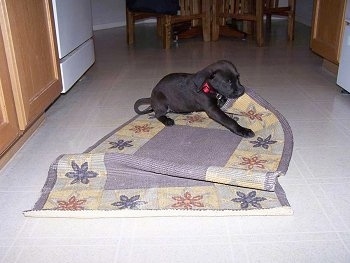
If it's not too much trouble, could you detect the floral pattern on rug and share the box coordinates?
[232,190,267,209]
[111,194,148,209]
[174,112,214,128]
[65,161,98,185]
[55,195,87,210]
[40,184,285,212]
[171,192,205,209]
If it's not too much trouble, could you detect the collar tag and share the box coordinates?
[216,93,223,100]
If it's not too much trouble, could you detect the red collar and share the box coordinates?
[200,81,223,100]
[201,82,213,94]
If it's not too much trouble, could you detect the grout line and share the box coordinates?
[1,218,29,263]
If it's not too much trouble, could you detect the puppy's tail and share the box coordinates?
[134,98,153,115]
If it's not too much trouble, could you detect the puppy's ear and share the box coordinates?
[193,67,219,92]
[193,69,212,92]
[208,72,216,80]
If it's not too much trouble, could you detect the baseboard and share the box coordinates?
[295,15,311,27]
[93,22,125,31]
[0,114,45,170]
[93,19,157,31]
[94,17,313,33]
[322,59,338,76]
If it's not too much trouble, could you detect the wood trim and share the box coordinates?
[44,0,62,90]
[0,0,62,130]
[322,59,338,76]
[310,0,346,64]
[0,17,20,154]
[0,0,27,129]
[0,113,45,170]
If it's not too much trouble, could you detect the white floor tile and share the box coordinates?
[247,240,350,263]
[7,245,117,263]
[289,120,350,148]
[117,241,244,263]
[296,147,350,180]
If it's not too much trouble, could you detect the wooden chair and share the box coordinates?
[211,0,264,46]
[264,0,296,40]
[126,0,211,49]
[126,10,164,46]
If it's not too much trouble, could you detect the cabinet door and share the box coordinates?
[0,0,61,130]
[0,26,19,154]
[311,0,346,64]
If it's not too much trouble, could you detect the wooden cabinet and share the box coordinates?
[0,0,61,156]
[0,27,19,153]
[311,0,346,64]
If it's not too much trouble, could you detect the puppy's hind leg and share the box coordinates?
[155,107,175,126]
[152,93,175,126]
[157,115,175,126]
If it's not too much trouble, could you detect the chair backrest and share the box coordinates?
[265,0,279,8]
[264,0,293,15]
[170,0,206,27]
[214,0,258,29]
[178,0,203,16]
[216,0,256,17]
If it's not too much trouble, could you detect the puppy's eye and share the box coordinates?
[227,79,232,84]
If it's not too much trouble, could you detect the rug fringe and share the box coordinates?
[23,206,293,218]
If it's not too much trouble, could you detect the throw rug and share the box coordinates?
[24,88,293,218]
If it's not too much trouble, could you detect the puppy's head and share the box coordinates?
[194,60,245,99]
[207,67,244,99]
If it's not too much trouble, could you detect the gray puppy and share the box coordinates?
[134,60,255,138]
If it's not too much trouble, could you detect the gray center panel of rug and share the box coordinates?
[104,125,242,190]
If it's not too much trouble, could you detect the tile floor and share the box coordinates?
[1,21,350,262]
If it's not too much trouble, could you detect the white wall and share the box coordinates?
[91,0,314,30]
[271,0,313,27]
[295,0,313,26]
[91,0,126,30]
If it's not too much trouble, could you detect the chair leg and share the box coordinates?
[156,17,163,37]
[287,0,296,41]
[162,15,172,49]
[202,0,211,41]
[211,0,220,41]
[287,13,295,41]
[126,9,134,45]
[256,0,264,47]
[266,14,272,31]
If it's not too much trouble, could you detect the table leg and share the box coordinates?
[256,0,264,46]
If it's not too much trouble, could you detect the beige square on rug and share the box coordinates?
[24,88,293,218]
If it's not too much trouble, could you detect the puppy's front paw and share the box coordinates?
[238,127,255,138]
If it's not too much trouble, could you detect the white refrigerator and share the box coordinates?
[337,0,350,93]
[52,0,95,93]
